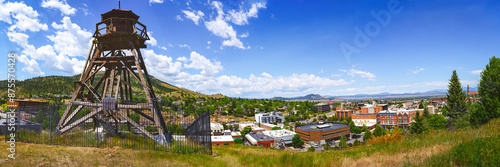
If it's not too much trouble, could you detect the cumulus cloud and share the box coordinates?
[145,31,157,46]
[184,51,223,77]
[470,70,483,75]
[41,0,76,16]
[0,0,48,32]
[48,17,93,58]
[340,69,376,81]
[182,10,204,25]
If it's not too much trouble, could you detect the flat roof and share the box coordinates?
[295,123,348,132]
[247,132,274,142]
[211,135,234,142]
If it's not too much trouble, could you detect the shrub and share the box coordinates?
[308,146,315,152]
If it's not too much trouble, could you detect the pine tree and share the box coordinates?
[410,111,426,134]
[474,56,500,125]
[445,70,468,120]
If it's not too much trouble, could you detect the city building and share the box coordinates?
[377,110,398,129]
[315,103,330,112]
[260,123,278,131]
[211,135,234,146]
[335,110,353,120]
[210,123,224,136]
[359,104,387,114]
[427,104,435,114]
[231,131,241,138]
[239,123,265,133]
[246,132,275,148]
[254,112,284,124]
[7,99,49,113]
[262,129,296,141]
[352,113,378,129]
[294,123,350,142]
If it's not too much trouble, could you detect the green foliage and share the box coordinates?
[240,127,252,137]
[33,108,61,130]
[234,138,244,144]
[427,114,447,130]
[271,126,282,130]
[410,111,427,134]
[327,115,337,122]
[144,125,158,132]
[323,142,331,150]
[308,146,316,152]
[477,56,500,125]
[470,102,488,126]
[353,139,360,147]
[423,107,430,118]
[339,135,348,149]
[453,113,471,129]
[350,123,362,136]
[292,134,304,148]
[312,118,317,122]
[445,70,468,120]
[166,123,185,135]
[372,124,386,137]
[129,113,140,123]
[363,129,372,141]
[361,124,368,132]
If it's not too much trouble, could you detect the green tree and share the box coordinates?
[470,102,488,126]
[323,142,331,150]
[129,113,140,123]
[240,127,252,137]
[445,70,468,120]
[474,56,500,125]
[339,135,348,149]
[308,146,316,152]
[423,107,430,118]
[313,118,317,122]
[234,138,244,144]
[372,124,386,137]
[362,124,368,132]
[292,134,304,148]
[271,126,281,130]
[428,114,447,130]
[363,129,372,141]
[353,139,360,147]
[410,111,427,134]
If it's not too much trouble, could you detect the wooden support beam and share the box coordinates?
[63,105,83,125]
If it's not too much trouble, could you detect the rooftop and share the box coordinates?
[295,123,348,132]
[211,135,234,142]
[247,132,274,142]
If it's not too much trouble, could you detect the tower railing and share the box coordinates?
[93,17,149,40]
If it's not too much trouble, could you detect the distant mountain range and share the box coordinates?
[272,87,477,101]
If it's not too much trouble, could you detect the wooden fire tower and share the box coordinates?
[53,8,171,144]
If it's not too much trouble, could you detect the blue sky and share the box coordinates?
[1,0,499,98]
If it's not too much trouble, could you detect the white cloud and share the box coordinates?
[239,32,249,38]
[142,49,183,77]
[226,2,266,25]
[160,46,167,50]
[182,10,204,25]
[184,51,223,77]
[145,31,157,46]
[340,69,376,81]
[179,44,191,49]
[0,1,48,32]
[47,17,93,58]
[41,0,76,16]
[149,0,164,5]
[412,68,425,74]
[470,70,483,75]
[199,1,266,49]
[175,15,183,21]
[18,54,44,75]
[177,57,187,62]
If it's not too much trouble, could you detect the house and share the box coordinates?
[260,123,278,131]
[254,112,284,124]
[246,132,275,148]
[231,131,241,138]
[210,123,224,136]
[7,99,49,113]
[211,135,234,146]
[262,129,296,147]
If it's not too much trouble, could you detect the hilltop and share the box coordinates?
[0,72,225,99]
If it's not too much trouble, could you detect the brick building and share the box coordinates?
[352,113,378,129]
[211,135,234,146]
[335,110,353,120]
[294,123,350,142]
[246,132,275,148]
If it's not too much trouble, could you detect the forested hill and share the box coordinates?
[0,72,225,98]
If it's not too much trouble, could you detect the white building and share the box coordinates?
[254,112,284,124]
[238,123,265,132]
[210,123,224,135]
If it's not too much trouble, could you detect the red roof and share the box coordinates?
[469,92,479,95]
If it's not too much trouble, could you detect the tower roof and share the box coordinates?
[101,9,140,21]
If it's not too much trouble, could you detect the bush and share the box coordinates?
[308,146,315,152]
[271,126,282,130]
[292,134,304,148]
[368,126,403,144]
[428,114,447,130]
[363,130,372,141]
[234,138,244,144]
[448,135,500,166]
[353,139,360,147]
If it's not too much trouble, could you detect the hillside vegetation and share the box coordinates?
[1,117,498,166]
[0,72,224,98]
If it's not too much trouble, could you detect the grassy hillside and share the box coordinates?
[0,72,225,98]
[1,118,498,166]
